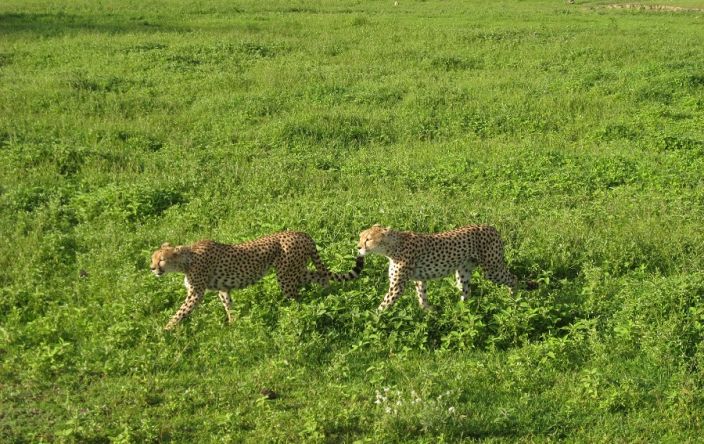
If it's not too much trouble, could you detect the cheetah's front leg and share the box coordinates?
[218,290,233,324]
[379,261,407,310]
[414,280,430,310]
[165,286,204,331]
[455,265,474,302]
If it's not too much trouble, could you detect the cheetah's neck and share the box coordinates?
[175,245,193,273]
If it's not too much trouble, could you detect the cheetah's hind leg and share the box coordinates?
[307,250,333,288]
[484,265,518,294]
[303,270,328,287]
[274,269,302,300]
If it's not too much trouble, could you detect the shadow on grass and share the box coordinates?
[0,12,186,36]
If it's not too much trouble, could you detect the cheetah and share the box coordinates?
[151,231,364,330]
[357,224,517,310]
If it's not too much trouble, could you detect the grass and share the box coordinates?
[1,0,704,442]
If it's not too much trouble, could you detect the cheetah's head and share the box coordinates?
[358,224,398,257]
[150,243,187,276]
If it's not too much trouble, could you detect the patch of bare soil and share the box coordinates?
[603,3,703,12]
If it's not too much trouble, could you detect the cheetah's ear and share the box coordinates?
[160,242,172,249]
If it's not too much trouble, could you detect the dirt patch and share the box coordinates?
[603,3,704,12]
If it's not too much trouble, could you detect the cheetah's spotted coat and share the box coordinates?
[357,224,517,310]
[151,231,364,330]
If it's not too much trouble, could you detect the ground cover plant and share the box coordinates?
[1,0,703,441]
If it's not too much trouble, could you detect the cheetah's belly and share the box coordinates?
[410,251,476,280]
[409,256,467,280]
[208,266,269,290]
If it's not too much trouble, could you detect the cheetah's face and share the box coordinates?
[150,243,182,276]
[358,225,395,256]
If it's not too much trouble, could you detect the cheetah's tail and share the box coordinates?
[329,255,365,282]
[310,248,364,283]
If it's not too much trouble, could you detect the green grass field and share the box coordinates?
[2,0,704,441]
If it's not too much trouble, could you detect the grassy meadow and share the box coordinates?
[2,0,704,441]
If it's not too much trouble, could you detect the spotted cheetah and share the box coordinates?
[151,231,364,330]
[357,224,517,310]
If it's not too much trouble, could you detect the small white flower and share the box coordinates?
[385,406,392,414]
[448,406,456,414]
[375,390,387,404]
